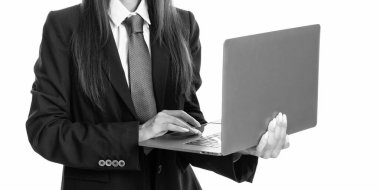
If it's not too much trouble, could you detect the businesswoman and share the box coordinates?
[26,0,290,189]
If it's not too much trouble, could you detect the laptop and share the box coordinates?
[139,24,320,156]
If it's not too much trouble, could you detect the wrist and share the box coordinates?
[138,124,148,142]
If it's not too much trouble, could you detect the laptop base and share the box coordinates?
[138,123,223,156]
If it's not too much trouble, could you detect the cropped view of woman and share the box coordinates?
[26,0,289,189]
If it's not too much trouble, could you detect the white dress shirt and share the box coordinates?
[108,0,151,86]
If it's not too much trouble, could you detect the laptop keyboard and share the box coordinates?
[186,133,221,148]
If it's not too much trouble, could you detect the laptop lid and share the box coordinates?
[221,25,320,155]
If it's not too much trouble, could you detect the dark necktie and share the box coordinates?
[123,15,156,155]
[124,15,157,123]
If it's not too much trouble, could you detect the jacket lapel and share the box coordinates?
[102,34,138,119]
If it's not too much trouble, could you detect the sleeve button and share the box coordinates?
[98,160,106,167]
[111,160,119,167]
[118,160,125,167]
[105,159,112,167]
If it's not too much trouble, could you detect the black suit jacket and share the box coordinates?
[26,4,258,190]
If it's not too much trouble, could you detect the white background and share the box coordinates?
[1,0,379,189]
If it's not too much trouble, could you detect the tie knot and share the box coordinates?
[124,15,144,34]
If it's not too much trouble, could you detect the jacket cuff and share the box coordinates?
[217,154,259,183]
[95,121,140,171]
[232,155,259,183]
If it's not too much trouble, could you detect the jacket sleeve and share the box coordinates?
[181,11,259,183]
[26,11,140,171]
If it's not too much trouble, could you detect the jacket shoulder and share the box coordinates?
[43,4,82,44]
[175,8,199,38]
[175,7,195,26]
[48,4,82,27]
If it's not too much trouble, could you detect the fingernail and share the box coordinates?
[183,128,190,132]
[194,129,201,134]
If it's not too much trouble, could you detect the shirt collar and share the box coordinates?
[108,0,151,27]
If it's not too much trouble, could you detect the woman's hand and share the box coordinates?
[138,110,202,142]
[238,112,290,159]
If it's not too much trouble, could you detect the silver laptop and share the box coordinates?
[139,24,320,156]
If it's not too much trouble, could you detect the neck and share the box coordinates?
[119,0,141,12]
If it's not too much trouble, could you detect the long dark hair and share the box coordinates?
[72,0,193,111]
